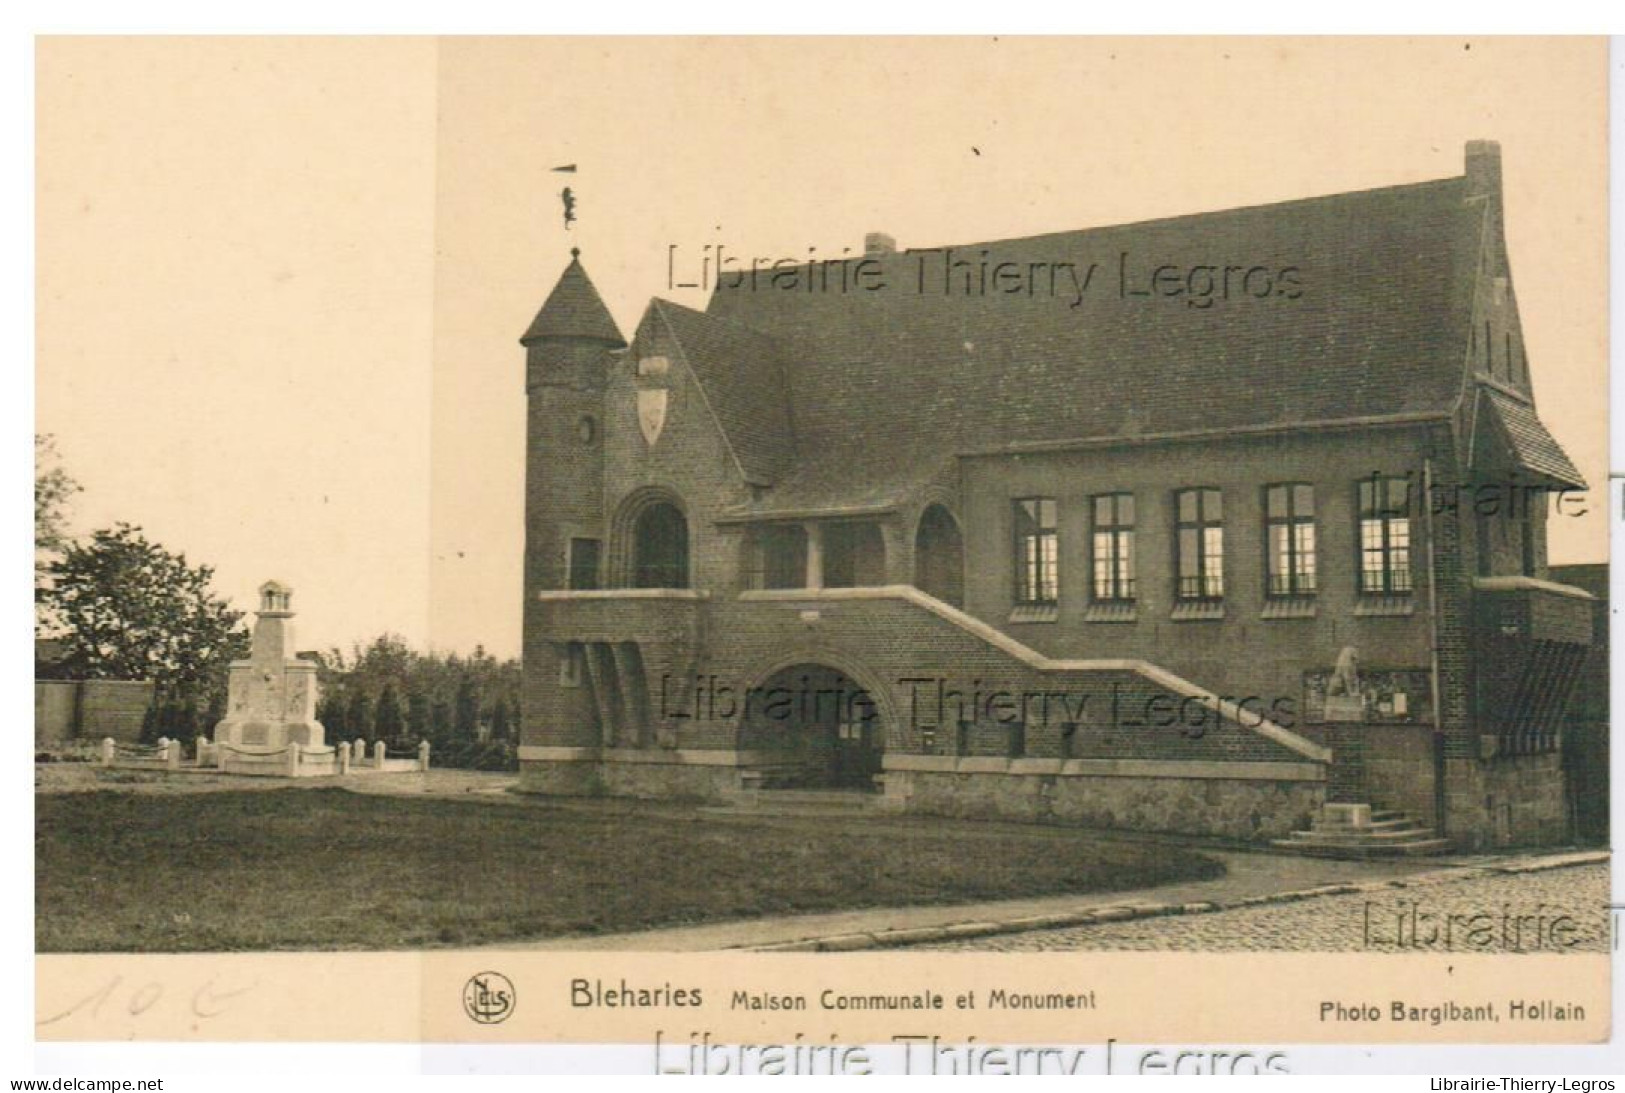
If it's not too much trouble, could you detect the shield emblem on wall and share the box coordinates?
[637,388,668,446]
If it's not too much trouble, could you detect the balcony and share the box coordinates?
[1473,576,1595,646]
[533,589,708,645]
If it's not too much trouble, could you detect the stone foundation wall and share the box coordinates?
[882,767,1324,841]
[516,759,605,797]
[1441,753,1569,849]
[599,761,739,802]
[517,753,1326,839]
[1360,725,1439,827]
[517,755,739,802]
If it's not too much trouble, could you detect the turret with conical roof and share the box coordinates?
[521,248,622,587]
[520,247,627,348]
[520,249,623,762]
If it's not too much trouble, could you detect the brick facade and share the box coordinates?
[513,143,1594,848]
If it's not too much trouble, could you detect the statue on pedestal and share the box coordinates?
[1324,645,1366,722]
[213,580,325,748]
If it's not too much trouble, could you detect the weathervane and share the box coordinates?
[553,163,577,231]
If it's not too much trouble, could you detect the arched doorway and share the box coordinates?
[741,663,883,790]
[632,502,689,588]
[915,503,964,608]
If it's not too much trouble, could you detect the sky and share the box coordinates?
[36,37,1610,659]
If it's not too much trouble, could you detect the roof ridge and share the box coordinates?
[703,174,1466,302]
[654,295,782,341]
[914,174,1465,253]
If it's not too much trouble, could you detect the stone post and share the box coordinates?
[100,737,115,766]
[373,740,387,768]
[352,739,365,768]
[195,736,208,767]
[163,738,181,771]
[417,740,431,772]
[287,742,301,778]
[337,742,350,775]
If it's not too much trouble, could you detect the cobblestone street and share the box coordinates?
[913,863,1611,953]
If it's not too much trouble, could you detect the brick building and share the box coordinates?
[515,141,1595,850]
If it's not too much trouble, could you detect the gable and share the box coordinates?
[651,301,795,487]
[616,303,796,491]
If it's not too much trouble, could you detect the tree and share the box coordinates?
[489,696,512,742]
[316,692,347,739]
[430,698,452,744]
[347,634,415,692]
[34,434,81,598]
[346,690,372,743]
[406,690,429,741]
[296,629,523,764]
[454,677,480,742]
[40,524,247,719]
[374,683,404,742]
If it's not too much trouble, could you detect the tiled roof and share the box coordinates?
[653,300,795,486]
[1481,387,1586,489]
[698,176,1487,515]
[521,251,626,347]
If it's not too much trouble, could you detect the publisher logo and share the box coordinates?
[463,971,516,1025]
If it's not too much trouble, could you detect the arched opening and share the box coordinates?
[632,502,689,588]
[915,503,964,608]
[824,522,887,588]
[740,662,883,790]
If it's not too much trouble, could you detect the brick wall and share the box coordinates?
[34,681,76,746]
[522,336,611,751]
[526,590,1327,767]
[34,679,153,746]
[959,426,1443,725]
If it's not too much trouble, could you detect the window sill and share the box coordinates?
[1170,601,1225,621]
[1008,604,1059,624]
[1084,602,1138,624]
[1261,598,1317,620]
[1354,595,1415,617]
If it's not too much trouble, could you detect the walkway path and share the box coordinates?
[491,848,1605,952]
[913,860,1611,952]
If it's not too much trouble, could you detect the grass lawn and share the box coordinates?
[36,788,1224,951]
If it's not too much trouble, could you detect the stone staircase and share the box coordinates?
[1272,803,1451,859]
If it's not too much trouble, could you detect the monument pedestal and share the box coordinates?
[1323,695,1366,723]
[213,580,325,750]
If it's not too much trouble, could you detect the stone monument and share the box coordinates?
[213,580,325,748]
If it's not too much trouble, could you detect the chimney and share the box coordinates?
[1465,139,1502,200]
[864,231,897,258]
